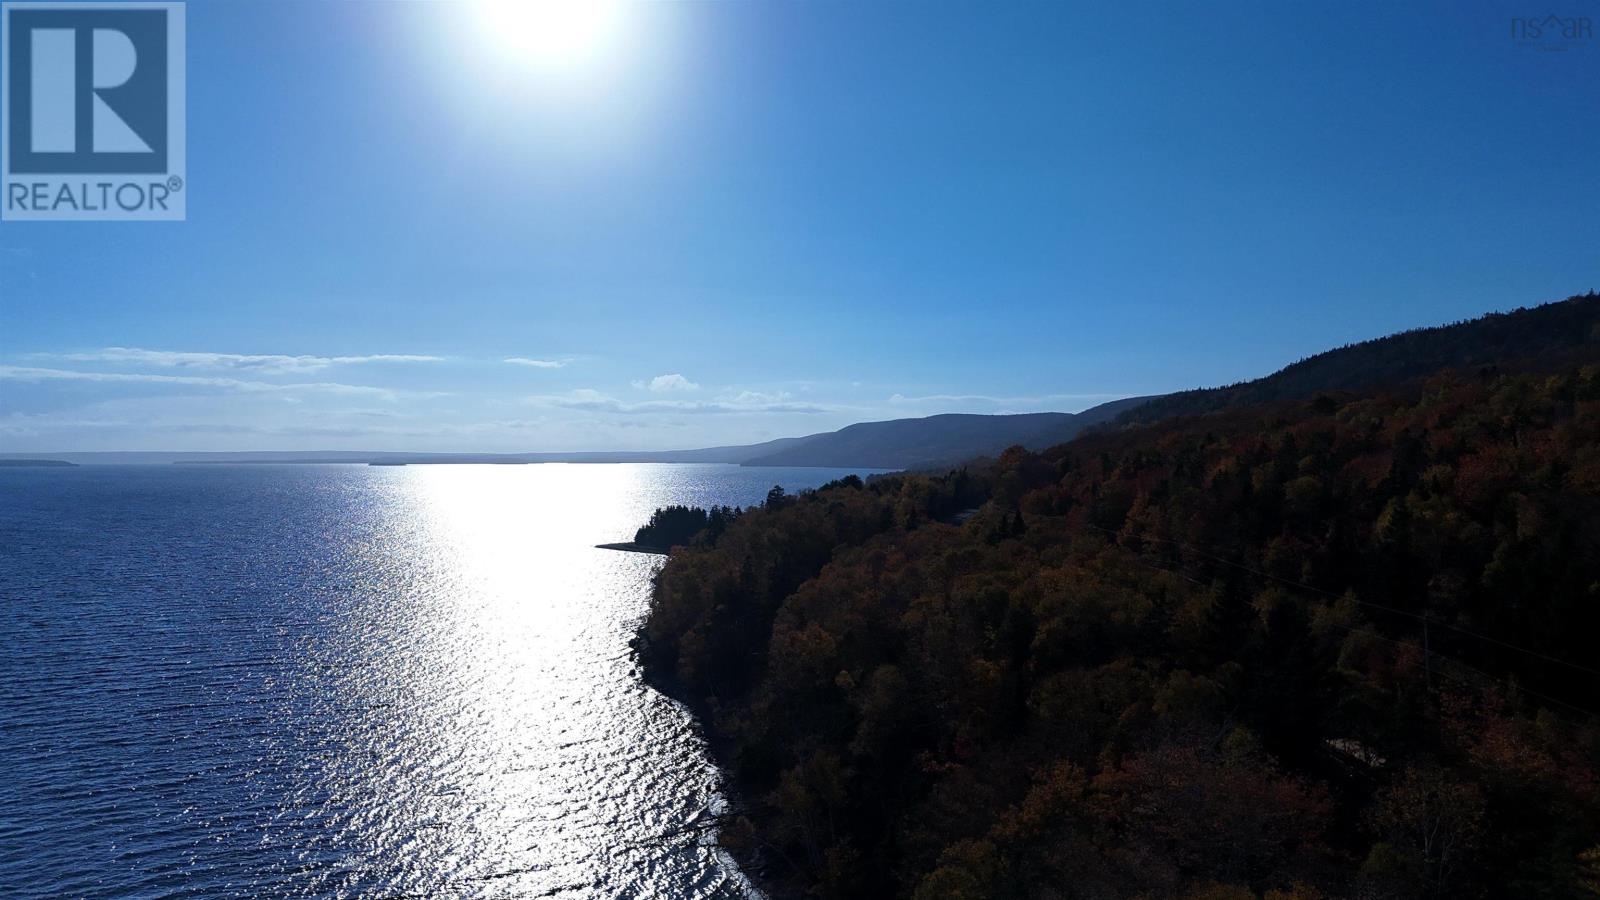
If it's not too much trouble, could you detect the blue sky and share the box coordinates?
[1,0,1597,452]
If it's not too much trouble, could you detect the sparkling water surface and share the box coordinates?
[0,464,881,898]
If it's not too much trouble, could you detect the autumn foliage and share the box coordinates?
[641,364,1600,898]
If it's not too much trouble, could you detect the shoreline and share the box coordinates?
[595,542,670,555]
[633,631,783,900]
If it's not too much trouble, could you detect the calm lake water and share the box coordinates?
[0,464,882,899]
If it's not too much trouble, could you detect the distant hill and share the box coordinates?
[740,397,1154,470]
[8,294,1595,471]
[739,412,1071,469]
[1120,291,1600,424]
[740,293,1600,469]
[0,403,1154,470]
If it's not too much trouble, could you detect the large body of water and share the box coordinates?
[0,463,880,898]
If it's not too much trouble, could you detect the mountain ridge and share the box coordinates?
[0,401,1150,468]
[8,293,1595,469]
[739,396,1154,469]
[1119,290,1600,424]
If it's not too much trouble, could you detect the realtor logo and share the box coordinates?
[2,1,185,220]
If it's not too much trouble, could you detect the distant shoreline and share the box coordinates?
[0,459,77,467]
[0,456,896,470]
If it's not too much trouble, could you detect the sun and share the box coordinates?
[473,0,628,73]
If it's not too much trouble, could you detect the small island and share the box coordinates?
[0,459,77,467]
[598,501,748,555]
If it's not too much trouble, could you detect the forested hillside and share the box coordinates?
[640,361,1600,898]
[1121,292,1600,425]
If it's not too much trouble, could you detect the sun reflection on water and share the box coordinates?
[1,463,881,897]
[288,464,750,897]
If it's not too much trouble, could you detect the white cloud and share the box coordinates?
[47,347,443,375]
[0,393,463,445]
[528,388,824,415]
[504,357,567,368]
[0,365,438,400]
[719,389,794,405]
[632,373,699,392]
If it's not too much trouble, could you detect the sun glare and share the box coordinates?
[474,0,629,73]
